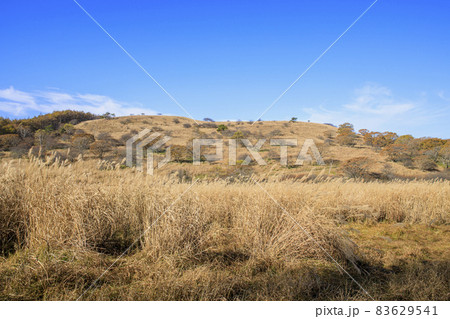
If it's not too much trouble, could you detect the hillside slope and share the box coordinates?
[75,116,426,178]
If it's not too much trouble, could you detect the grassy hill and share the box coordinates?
[74,115,433,179]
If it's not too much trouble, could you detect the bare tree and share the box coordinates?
[34,130,49,148]
[439,145,450,169]
[90,140,111,159]
[72,133,95,154]
[17,124,32,139]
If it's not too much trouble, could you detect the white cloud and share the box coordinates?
[0,86,158,117]
[438,90,450,102]
[303,84,449,135]
[343,84,415,116]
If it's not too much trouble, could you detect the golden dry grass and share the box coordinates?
[0,158,449,300]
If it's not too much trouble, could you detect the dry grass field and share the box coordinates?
[0,157,448,300]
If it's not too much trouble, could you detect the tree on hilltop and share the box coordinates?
[336,122,357,146]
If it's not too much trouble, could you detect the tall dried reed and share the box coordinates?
[0,159,448,300]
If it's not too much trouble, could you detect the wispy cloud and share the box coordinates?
[438,90,450,102]
[343,85,415,116]
[303,84,449,135]
[0,86,158,117]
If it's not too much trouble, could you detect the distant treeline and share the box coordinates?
[336,122,450,170]
[0,110,102,153]
[0,110,98,135]
[0,110,99,135]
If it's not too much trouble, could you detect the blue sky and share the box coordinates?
[0,0,449,138]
